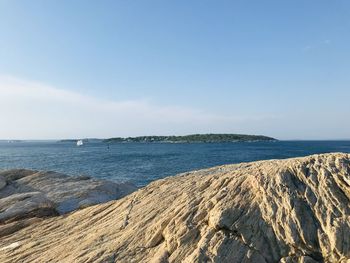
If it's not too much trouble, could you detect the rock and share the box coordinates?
[0,176,6,190]
[0,192,57,223]
[0,218,42,238]
[1,153,350,262]
[10,170,137,214]
[0,169,136,214]
[0,169,37,181]
[0,169,136,236]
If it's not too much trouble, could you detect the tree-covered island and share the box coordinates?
[104,134,277,143]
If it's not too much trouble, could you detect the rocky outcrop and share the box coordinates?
[0,169,136,237]
[1,153,350,262]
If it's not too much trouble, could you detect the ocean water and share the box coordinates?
[0,140,350,187]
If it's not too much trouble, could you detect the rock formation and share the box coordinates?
[0,169,136,237]
[1,153,350,262]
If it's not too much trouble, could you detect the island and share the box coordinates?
[104,133,277,143]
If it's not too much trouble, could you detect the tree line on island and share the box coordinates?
[59,134,277,144]
[103,134,277,143]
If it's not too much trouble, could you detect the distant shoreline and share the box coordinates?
[5,138,350,143]
[103,134,277,143]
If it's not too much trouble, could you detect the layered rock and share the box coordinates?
[1,153,350,262]
[0,169,136,237]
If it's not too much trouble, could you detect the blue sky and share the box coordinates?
[0,0,349,139]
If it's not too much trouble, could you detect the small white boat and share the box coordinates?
[76,140,84,146]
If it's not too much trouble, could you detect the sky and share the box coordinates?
[0,0,349,140]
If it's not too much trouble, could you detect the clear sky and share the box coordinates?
[0,0,349,140]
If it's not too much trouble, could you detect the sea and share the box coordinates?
[0,140,350,187]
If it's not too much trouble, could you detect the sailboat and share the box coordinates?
[76,140,84,146]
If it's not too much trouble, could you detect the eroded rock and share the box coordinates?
[0,169,136,237]
[1,153,350,262]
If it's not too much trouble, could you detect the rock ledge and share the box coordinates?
[1,153,350,262]
[0,169,136,237]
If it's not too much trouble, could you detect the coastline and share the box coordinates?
[1,153,350,262]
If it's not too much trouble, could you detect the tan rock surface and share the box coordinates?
[1,153,350,262]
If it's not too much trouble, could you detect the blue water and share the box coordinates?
[0,141,350,187]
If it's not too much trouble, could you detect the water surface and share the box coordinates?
[0,141,349,186]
